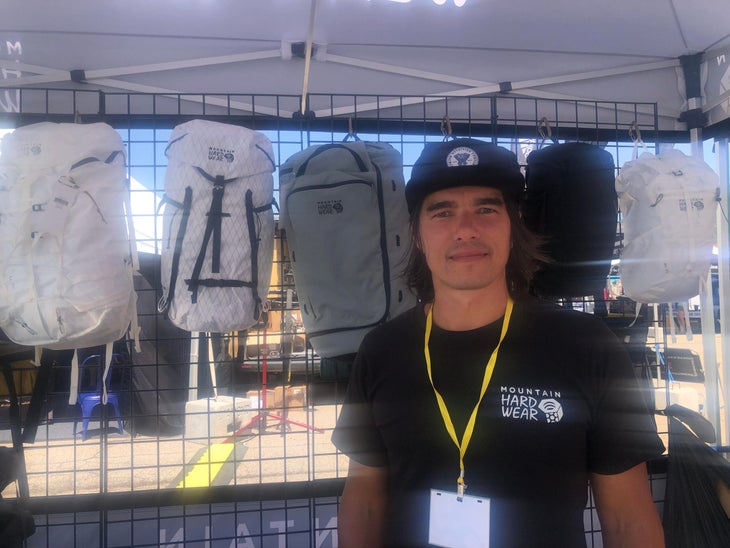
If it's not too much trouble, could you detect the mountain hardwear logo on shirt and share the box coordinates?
[500,385,564,423]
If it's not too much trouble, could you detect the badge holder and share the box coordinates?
[429,489,490,548]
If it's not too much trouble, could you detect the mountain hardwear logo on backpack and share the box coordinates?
[20,143,41,157]
[317,200,344,215]
[208,147,235,163]
[500,385,564,423]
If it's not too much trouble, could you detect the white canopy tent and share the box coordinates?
[1,0,728,129]
[2,0,730,441]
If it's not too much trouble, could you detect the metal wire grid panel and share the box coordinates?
[28,498,340,548]
[0,89,673,546]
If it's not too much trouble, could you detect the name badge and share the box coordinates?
[428,489,490,548]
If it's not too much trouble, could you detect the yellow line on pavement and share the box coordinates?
[177,442,235,488]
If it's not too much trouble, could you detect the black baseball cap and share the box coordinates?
[405,138,525,213]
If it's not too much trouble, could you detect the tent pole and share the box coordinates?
[716,137,730,450]
[299,0,318,117]
[680,53,723,443]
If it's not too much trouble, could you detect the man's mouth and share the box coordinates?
[448,248,490,261]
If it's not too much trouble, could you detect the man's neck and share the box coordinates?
[430,286,510,331]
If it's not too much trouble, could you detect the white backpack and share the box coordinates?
[158,120,275,333]
[615,149,719,303]
[0,122,138,403]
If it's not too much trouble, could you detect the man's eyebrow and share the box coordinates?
[425,200,456,212]
[475,196,505,206]
[424,194,505,212]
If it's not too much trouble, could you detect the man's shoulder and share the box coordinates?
[360,305,423,346]
[515,298,612,337]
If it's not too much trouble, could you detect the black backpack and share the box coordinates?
[524,142,618,298]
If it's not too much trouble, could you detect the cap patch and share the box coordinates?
[446,146,479,167]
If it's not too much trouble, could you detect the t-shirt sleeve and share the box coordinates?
[331,344,388,467]
[587,325,665,474]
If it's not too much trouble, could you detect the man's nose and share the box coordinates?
[454,212,479,240]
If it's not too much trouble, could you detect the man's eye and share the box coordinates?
[433,210,452,218]
[477,207,496,214]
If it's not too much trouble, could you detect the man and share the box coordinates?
[332,138,665,547]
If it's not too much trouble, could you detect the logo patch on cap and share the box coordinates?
[446,146,479,167]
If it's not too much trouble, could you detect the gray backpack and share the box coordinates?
[280,142,416,358]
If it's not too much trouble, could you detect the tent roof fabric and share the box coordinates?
[2,1,730,130]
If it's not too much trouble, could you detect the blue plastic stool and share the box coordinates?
[73,353,125,441]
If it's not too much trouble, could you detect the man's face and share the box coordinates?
[417,185,511,297]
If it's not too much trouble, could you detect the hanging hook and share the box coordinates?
[628,121,643,145]
[441,116,454,141]
[629,120,647,160]
[537,117,552,149]
[343,116,360,142]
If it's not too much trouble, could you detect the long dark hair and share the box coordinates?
[404,196,548,302]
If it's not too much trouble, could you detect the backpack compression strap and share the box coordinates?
[187,170,239,303]
[245,189,276,321]
[181,169,273,315]
[162,186,194,317]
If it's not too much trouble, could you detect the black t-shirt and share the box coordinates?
[332,299,664,548]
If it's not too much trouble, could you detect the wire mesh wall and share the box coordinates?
[0,88,689,546]
[28,497,341,548]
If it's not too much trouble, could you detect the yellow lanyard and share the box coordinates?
[424,298,514,498]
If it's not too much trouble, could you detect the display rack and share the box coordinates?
[0,89,677,548]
